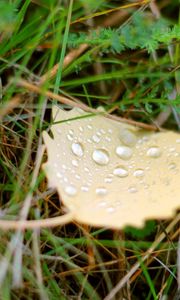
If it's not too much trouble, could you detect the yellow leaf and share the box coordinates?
[43,106,180,229]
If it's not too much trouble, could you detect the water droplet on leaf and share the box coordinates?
[72,159,78,167]
[133,169,144,177]
[106,206,115,213]
[128,186,138,193]
[96,187,107,196]
[92,134,100,143]
[65,185,77,196]
[92,149,109,165]
[147,146,161,158]
[113,166,128,178]
[119,129,137,146]
[116,145,133,160]
[81,186,89,192]
[56,172,62,178]
[71,142,84,157]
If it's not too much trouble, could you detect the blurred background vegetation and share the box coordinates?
[0,0,180,299]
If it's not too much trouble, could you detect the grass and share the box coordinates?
[0,0,180,299]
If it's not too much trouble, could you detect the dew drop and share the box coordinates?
[106,206,115,213]
[92,149,109,165]
[104,177,113,183]
[168,162,176,170]
[137,136,149,145]
[116,145,133,160]
[96,187,107,196]
[137,138,143,145]
[105,136,111,142]
[65,185,77,196]
[72,159,78,167]
[81,186,89,192]
[176,138,180,144]
[142,136,149,142]
[169,147,175,152]
[56,172,62,178]
[64,177,68,183]
[128,186,137,193]
[69,129,74,135]
[87,124,92,130]
[100,129,106,134]
[119,129,137,146]
[92,134,100,143]
[147,146,161,158]
[144,184,149,189]
[84,167,90,172]
[67,134,73,141]
[113,166,128,178]
[87,139,92,143]
[71,142,84,157]
[133,169,144,177]
[97,201,107,207]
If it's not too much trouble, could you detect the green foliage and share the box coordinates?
[0,1,17,35]
[79,0,106,11]
[125,221,156,239]
[68,13,180,53]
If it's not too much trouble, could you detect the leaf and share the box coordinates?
[43,106,180,229]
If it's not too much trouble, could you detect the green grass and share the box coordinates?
[0,0,180,299]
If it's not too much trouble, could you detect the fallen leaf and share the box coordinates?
[42,105,180,229]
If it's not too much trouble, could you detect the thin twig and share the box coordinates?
[0,95,22,121]
[32,226,49,300]
[0,212,74,230]
[17,79,158,131]
[39,43,89,85]
[71,0,150,25]
[12,233,23,288]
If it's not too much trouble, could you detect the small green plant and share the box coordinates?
[68,13,180,53]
